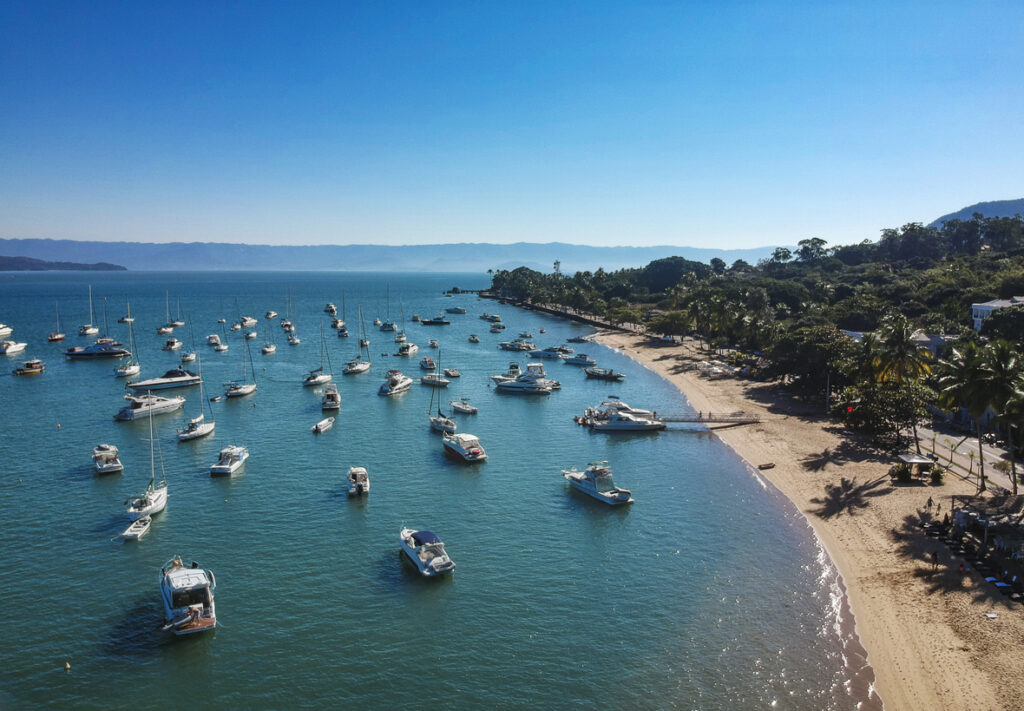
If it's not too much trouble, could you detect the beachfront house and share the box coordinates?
[971,297,1024,331]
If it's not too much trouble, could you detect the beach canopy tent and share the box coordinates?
[898,453,935,475]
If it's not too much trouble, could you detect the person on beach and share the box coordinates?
[927,496,933,508]
[931,551,939,570]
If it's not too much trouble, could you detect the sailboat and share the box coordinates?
[125,405,169,521]
[48,302,65,342]
[114,303,141,377]
[117,299,135,324]
[214,323,229,352]
[428,351,457,433]
[178,355,215,440]
[224,330,257,397]
[343,305,371,375]
[303,321,333,386]
[337,294,349,337]
[157,292,174,334]
[380,284,397,332]
[180,320,197,363]
[79,285,99,336]
[262,324,277,355]
[395,301,408,343]
[171,298,185,327]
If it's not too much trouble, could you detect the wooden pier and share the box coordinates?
[660,413,760,425]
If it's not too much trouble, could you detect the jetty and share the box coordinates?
[660,412,760,425]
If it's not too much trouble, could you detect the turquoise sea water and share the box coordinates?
[0,272,875,710]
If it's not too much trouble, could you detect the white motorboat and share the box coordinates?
[241,316,257,327]
[214,342,229,352]
[162,338,183,351]
[468,334,480,343]
[399,528,455,577]
[422,373,451,388]
[157,325,174,335]
[287,334,300,346]
[121,516,151,540]
[160,556,217,635]
[261,342,276,354]
[396,342,418,357]
[303,322,333,385]
[519,331,533,338]
[586,398,655,418]
[218,318,226,324]
[332,317,346,329]
[244,330,258,340]
[0,340,27,355]
[420,356,436,370]
[347,466,369,495]
[442,432,487,462]
[180,350,196,363]
[449,398,478,414]
[494,363,558,394]
[563,353,596,366]
[489,324,503,333]
[445,306,467,314]
[567,335,590,343]
[586,411,666,431]
[115,393,185,420]
[312,417,335,434]
[322,383,341,410]
[556,346,574,355]
[379,369,412,396]
[490,362,523,383]
[499,339,533,351]
[529,347,565,360]
[0,323,11,338]
[428,339,439,348]
[266,310,278,319]
[229,322,242,331]
[93,444,124,474]
[127,368,201,391]
[324,302,337,314]
[79,285,100,336]
[444,368,460,378]
[562,461,634,505]
[207,334,221,346]
[210,445,248,475]
[373,317,382,327]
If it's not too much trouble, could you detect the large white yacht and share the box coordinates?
[442,432,487,462]
[378,369,413,396]
[587,411,666,431]
[160,556,217,635]
[399,528,455,577]
[528,346,565,360]
[92,444,124,474]
[0,324,11,337]
[563,353,596,366]
[396,342,418,357]
[115,393,185,420]
[494,363,558,394]
[561,461,634,505]
[347,466,370,496]
[127,368,201,391]
[0,340,27,355]
[421,372,451,388]
[210,445,248,476]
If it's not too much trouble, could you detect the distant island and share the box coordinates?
[0,239,780,272]
[0,255,127,271]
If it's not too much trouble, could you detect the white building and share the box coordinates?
[971,297,1024,331]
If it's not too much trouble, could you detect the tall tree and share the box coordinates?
[979,340,1023,494]
[875,314,933,452]
[938,343,990,492]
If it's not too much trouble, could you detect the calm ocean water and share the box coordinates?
[0,272,874,710]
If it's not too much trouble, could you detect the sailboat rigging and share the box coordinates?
[79,285,99,336]
[114,301,141,377]
[48,301,65,342]
[224,328,257,397]
[125,403,169,520]
[178,355,215,440]
[427,350,457,433]
[343,305,371,374]
[303,321,333,386]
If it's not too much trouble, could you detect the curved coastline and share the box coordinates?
[594,330,1022,711]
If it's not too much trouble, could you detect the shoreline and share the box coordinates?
[594,331,1024,711]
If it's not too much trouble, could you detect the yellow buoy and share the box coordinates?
[64,661,70,671]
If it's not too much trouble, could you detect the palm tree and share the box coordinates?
[980,340,1023,495]
[875,314,933,452]
[997,385,1024,496]
[938,343,989,492]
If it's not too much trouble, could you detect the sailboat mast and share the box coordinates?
[88,285,94,325]
[55,301,61,331]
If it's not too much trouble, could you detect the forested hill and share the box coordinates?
[931,198,1024,226]
[0,255,126,271]
[0,238,778,273]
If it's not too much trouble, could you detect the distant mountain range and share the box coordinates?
[0,255,126,271]
[930,198,1024,226]
[0,238,781,273]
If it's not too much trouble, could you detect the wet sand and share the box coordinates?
[596,332,1024,711]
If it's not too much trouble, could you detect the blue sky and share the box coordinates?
[1,1,1021,248]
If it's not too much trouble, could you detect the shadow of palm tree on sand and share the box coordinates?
[810,476,891,518]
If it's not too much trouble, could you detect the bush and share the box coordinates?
[930,468,945,485]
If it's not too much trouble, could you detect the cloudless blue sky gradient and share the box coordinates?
[1,1,1021,247]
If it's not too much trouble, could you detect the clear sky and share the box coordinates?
[1,1,1021,248]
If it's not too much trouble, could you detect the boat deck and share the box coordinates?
[178,616,217,634]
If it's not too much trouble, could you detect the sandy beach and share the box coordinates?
[596,331,1024,711]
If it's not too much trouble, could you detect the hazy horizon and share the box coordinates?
[2,2,1021,249]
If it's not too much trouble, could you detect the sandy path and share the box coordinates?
[596,332,1024,711]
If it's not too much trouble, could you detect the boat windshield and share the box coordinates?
[171,587,210,608]
[592,471,616,490]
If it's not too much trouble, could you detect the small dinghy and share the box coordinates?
[313,417,335,434]
[122,515,152,541]
[444,368,460,378]
[347,466,370,496]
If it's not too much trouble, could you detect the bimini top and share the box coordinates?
[411,531,441,545]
